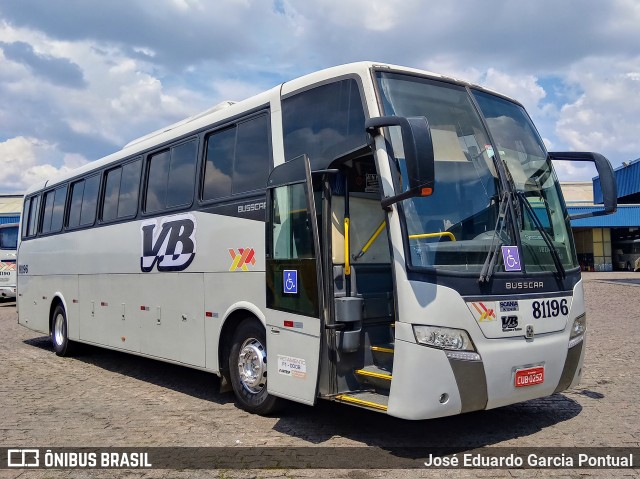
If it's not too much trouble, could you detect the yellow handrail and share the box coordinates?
[409,231,456,241]
[344,217,351,275]
[353,221,386,261]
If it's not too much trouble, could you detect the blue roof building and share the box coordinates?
[562,159,640,272]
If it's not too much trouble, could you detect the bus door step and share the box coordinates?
[370,343,394,369]
[334,391,389,412]
[355,365,392,390]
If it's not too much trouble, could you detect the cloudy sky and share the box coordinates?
[1,0,639,194]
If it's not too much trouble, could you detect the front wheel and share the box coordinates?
[51,304,75,357]
[229,319,281,415]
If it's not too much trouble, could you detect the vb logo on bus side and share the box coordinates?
[140,213,197,272]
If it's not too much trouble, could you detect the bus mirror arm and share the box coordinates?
[365,116,435,209]
[548,152,618,219]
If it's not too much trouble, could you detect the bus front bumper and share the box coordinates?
[386,321,584,420]
[0,286,16,299]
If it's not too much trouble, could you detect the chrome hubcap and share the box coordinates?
[237,337,267,393]
[53,313,65,346]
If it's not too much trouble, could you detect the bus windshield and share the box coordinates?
[375,71,578,274]
[0,225,18,250]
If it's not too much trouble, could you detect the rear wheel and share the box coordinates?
[51,304,75,357]
[229,318,281,415]
[626,262,632,271]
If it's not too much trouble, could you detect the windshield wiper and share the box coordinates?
[517,192,566,279]
[479,190,510,283]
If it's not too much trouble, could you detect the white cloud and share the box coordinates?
[211,79,265,103]
[481,69,546,115]
[0,137,87,192]
[551,160,598,182]
[1,0,640,190]
[297,0,417,32]
[556,56,640,166]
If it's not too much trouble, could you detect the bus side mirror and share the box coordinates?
[548,152,618,219]
[365,116,435,209]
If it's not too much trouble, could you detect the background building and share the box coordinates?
[563,158,640,271]
[0,195,22,225]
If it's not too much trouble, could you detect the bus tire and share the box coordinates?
[229,318,281,415]
[51,304,75,357]
[626,262,632,271]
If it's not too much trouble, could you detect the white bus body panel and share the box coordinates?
[387,280,585,420]
[0,252,17,299]
[265,310,321,405]
[18,210,271,372]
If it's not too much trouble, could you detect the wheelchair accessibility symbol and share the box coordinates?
[501,246,521,272]
[283,270,298,294]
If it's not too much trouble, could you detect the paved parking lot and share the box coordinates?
[1,272,639,478]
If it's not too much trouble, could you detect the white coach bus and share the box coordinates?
[17,62,617,419]
[0,223,19,299]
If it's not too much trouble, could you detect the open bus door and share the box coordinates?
[265,155,324,404]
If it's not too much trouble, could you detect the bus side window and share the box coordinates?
[80,174,100,226]
[202,113,270,202]
[203,127,234,200]
[50,185,67,233]
[40,185,67,235]
[102,159,142,222]
[233,114,270,194]
[282,78,366,165]
[40,190,56,234]
[22,195,41,239]
[146,139,197,212]
[68,180,85,228]
[102,167,122,222]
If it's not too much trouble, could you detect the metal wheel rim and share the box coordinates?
[237,337,267,394]
[53,313,65,346]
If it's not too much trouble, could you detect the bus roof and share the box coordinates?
[24,61,515,196]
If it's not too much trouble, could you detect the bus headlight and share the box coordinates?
[568,313,586,348]
[413,325,480,361]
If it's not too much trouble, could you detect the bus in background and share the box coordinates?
[17,62,617,419]
[0,223,19,299]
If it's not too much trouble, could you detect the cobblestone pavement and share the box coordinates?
[1,272,639,478]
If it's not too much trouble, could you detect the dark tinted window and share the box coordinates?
[50,185,67,232]
[21,199,30,237]
[102,159,141,222]
[41,186,67,234]
[146,150,170,212]
[203,114,270,201]
[23,195,41,238]
[80,174,100,226]
[203,127,235,200]
[234,115,270,194]
[146,139,197,212]
[0,225,18,249]
[167,142,197,208]
[41,190,55,233]
[68,180,84,228]
[118,159,141,217]
[282,79,366,164]
[102,167,122,222]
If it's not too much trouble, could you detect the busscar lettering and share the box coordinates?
[140,213,197,272]
[238,202,266,213]
[506,281,544,290]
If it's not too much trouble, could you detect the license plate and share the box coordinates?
[515,366,544,387]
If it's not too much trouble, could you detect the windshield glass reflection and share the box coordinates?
[375,71,578,273]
